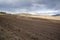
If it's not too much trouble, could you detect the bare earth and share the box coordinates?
[0,15,60,40]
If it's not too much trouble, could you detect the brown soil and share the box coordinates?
[0,15,60,40]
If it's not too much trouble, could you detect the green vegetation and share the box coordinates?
[17,13,33,16]
[0,12,7,15]
[0,12,6,14]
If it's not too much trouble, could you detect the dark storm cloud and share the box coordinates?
[0,0,60,14]
[32,0,60,9]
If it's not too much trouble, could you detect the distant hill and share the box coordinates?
[0,12,7,14]
[16,13,33,16]
[52,14,60,16]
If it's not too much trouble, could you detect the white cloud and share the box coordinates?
[31,3,47,11]
[0,0,19,4]
[47,10,58,13]
[14,8,29,13]
[36,10,59,13]
[0,0,60,15]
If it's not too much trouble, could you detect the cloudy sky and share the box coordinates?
[0,0,60,15]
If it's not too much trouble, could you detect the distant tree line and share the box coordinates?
[0,12,7,14]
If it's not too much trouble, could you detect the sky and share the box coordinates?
[0,0,60,15]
